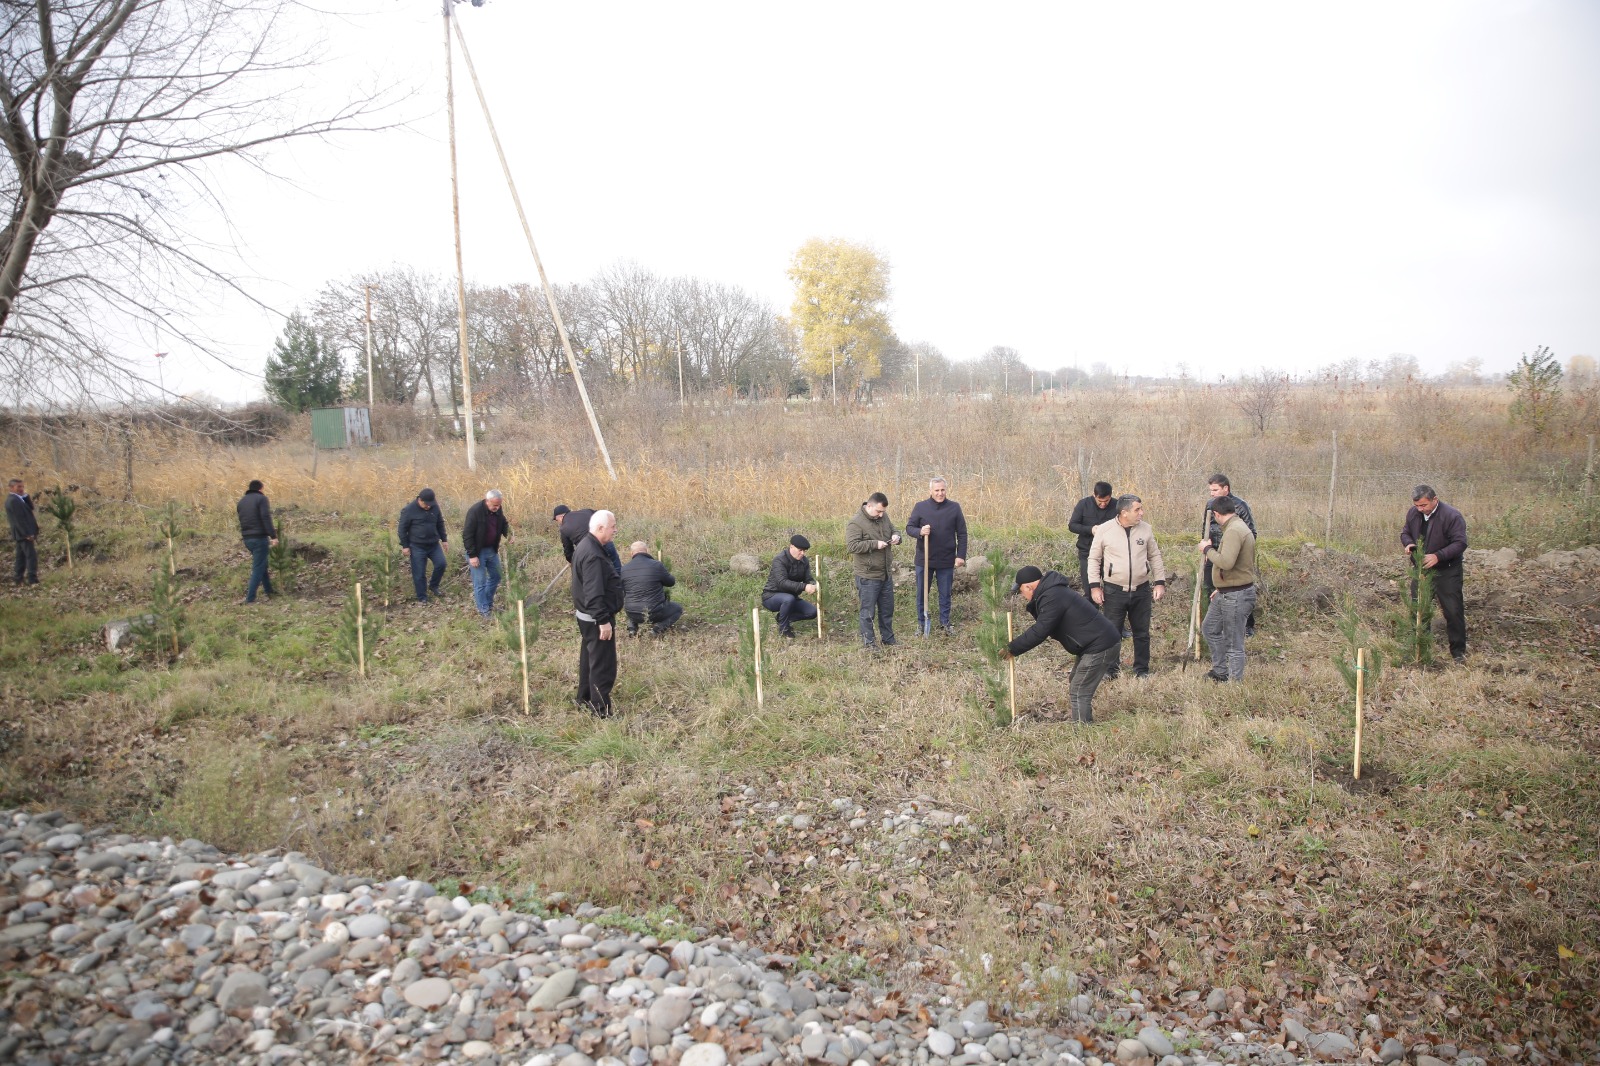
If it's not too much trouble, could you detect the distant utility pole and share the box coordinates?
[363,284,378,408]
[676,329,685,408]
[443,0,476,470]
[914,346,921,400]
[154,351,167,398]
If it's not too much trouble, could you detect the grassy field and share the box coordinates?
[2,391,1597,1058]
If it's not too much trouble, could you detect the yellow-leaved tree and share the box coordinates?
[787,238,891,403]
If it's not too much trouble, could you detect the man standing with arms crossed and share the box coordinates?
[906,476,968,635]
[1087,494,1166,679]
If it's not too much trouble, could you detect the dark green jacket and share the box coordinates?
[845,507,898,581]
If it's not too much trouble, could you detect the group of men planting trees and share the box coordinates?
[87,470,1459,723]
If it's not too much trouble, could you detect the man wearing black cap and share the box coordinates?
[398,488,449,603]
[552,503,622,576]
[1002,564,1121,724]
[762,535,818,637]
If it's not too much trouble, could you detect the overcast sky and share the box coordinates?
[169,1,1599,402]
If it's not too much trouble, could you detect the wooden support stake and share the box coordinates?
[517,599,530,714]
[814,556,824,639]
[752,607,765,708]
[922,531,932,636]
[167,533,176,576]
[356,583,366,678]
[1353,647,1366,780]
[1006,611,1017,727]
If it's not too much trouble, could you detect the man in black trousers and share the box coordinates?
[571,509,624,716]
[1068,481,1116,591]
[1401,484,1469,662]
[6,478,38,586]
[621,541,683,636]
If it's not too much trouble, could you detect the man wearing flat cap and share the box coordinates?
[398,488,449,604]
[762,534,818,638]
[1002,564,1121,724]
[552,503,622,576]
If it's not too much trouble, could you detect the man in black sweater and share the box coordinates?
[551,503,622,576]
[906,476,968,634]
[1067,481,1116,591]
[762,535,818,637]
[571,509,625,717]
[621,541,683,636]
[1002,565,1120,724]
[235,479,277,603]
[1400,484,1469,662]
[6,478,39,586]
[398,488,449,603]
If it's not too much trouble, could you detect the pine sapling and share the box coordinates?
[726,598,769,696]
[1392,544,1436,665]
[973,550,1012,726]
[498,549,540,650]
[44,487,76,569]
[373,528,398,608]
[269,519,302,593]
[134,562,185,660]
[334,582,383,675]
[1333,596,1383,706]
[157,500,182,575]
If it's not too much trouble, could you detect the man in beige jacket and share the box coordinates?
[1087,494,1166,679]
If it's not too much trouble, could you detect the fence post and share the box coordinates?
[1325,429,1337,543]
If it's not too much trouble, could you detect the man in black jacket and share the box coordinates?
[551,504,622,576]
[1068,481,1116,591]
[762,535,818,637]
[1002,565,1120,724]
[398,489,449,603]
[462,489,512,618]
[6,478,39,586]
[1401,484,1469,662]
[906,477,968,634]
[235,479,277,603]
[571,510,625,716]
[621,541,683,636]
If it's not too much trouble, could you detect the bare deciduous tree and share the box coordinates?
[1229,369,1291,435]
[0,0,399,406]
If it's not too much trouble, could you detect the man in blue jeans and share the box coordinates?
[761,535,818,637]
[846,491,901,649]
[234,479,276,604]
[398,488,449,603]
[463,489,512,618]
[906,477,968,635]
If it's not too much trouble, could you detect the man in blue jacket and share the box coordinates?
[906,477,968,635]
[398,488,449,604]
[1002,565,1120,724]
[1401,484,1469,662]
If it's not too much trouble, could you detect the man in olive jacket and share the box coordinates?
[571,510,624,717]
[762,535,817,637]
[846,492,901,648]
[1400,484,1468,662]
[906,476,968,634]
[1199,495,1257,681]
[1002,565,1120,724]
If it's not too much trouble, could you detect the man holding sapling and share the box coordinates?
[552,503,622,576]
[1087,493,1166,679]
[846,491,902,649]
[621,541,683,636]
[462,489,512,618]
[1001,565,1120,724]
[1198,495,1256,681]
[762,535,818,638]
[1068,481,1117,592]
[1203,473,1258,636]
[398,488,450,604]
[6,477,39,586]
[235,479,277,603]
[907,476,968,635]
[571,510,624,717]
[1400,484,1468,662]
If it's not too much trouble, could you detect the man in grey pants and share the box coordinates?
[1199,495,1258,681]
[1003,565,1121,724]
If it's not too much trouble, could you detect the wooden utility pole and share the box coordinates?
[363,284,378,409]
[677,329,685,409]
[451,15,616,479]
[443,0,476,471]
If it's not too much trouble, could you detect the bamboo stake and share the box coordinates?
[356,583,366,678]
[814,557,824,639]
[1006,611,1017,727]
[1353,647,1366,780]
[517,599,530,714]
[752,607,765,708]
[922,531,932,637]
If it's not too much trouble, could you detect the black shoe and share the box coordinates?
[779,627,796,638]
[941,625,955,636]
[1245,625,1256,638]
[1452,653,1466,664]
[1133,670,1150,679]
[1104,671,1120,682]
[1204,671,1228,682]
[882,640,897,647]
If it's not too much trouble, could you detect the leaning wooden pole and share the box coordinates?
[451,16,616,480]
[751,607,765,708]
[1353,647,1366,780]
[356,583,367,678]
[1006,611,1017,727]
[517,600,530,715]
[442,0,476,471]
